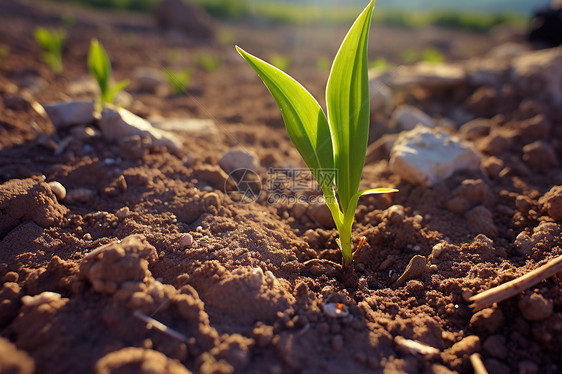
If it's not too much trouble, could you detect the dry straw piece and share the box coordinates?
[469,255,562,311]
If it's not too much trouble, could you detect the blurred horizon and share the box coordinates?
[249,0,550,15]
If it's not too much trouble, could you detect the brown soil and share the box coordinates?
[1,1,561,374]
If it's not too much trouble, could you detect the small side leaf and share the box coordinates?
[105,79,129,105]
[344,187,398,218]
[236,46,335,194]
[326,0,375,212]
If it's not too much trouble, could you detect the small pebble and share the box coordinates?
[48,181,67,202]
[180,233,194,249]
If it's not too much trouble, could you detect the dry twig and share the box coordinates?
[470,353,488,374]
[469,255,562,311]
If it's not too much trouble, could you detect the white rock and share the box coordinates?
[133,67,167,92]
[390,105,436,131]
[370,62,466,89]
[465,57,510,87]
[47,181,66,202]
[44,100,96,129]
[389,126,482,186]
[511,48,562,106]
[152,118,217,137]
[67,76,99,96]
[323,302,349,318]
[219,148,257,173]
[487,42,528,59]
[98,105,181,153]
[369,80,391,113]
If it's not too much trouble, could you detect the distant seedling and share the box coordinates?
[421,47,445,63]
[0,44,9,67]
[88,39,129,106]
[269,53,292,71]
[34,27,66,74]
[196,53,222,72]
[369,56,390,70]
[163,67,191,96]
[237,0,397,268]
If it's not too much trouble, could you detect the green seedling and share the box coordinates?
[421,47,445,63]
[316,56,330,71]
[34,27,66,74]
[0,44,9,67]
[401,48,418,64]
[196,52,222,72]
[369,56,390,70]
[237,0,397,267]
[269,53,291,71]
[87,39,129,106]
[163,67,191,95]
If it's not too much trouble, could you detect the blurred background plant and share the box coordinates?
[34,27,66,74]
[163,67,191,95]
[269,53,292,71]
[196,52,222,72]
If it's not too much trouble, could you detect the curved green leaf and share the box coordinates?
[236,46,335,194]
[326,0,375,212]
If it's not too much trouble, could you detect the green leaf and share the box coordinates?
[345,187,399,218]
[236,46,335,195]
[88,39,111,99]
[105,79,129,105]
[326,0,375,212]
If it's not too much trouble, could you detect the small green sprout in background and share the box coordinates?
[369,56,390,71]
[163,68,191,96]
[0,44,9,67]
[269,53,292,71]
[316,56,330,71]
[237,0,397,268]
[34,27,66,74]
[60,13,75,27]
[217,29,237,46]
[196,52,222,72]
[401,48,418,64]
[87,39,129,106]
[420,47,445,63]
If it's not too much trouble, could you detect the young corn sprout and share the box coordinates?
[163,67,191,96]
[87,39,129,106]
[237,0,397,267]
[34,27,66,74]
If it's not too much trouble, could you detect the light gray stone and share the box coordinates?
[370,62,466,90]
[133,67,168,93]
[152,118,217,137]
[511,47,562,106]
[98,105,181,153]
[389,126,482,186]
[390,105,436,131]
[219,149,257,173]
[44,100,96,129]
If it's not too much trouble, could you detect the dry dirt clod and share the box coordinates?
[518,292,553,322]
[539,185,562,221]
